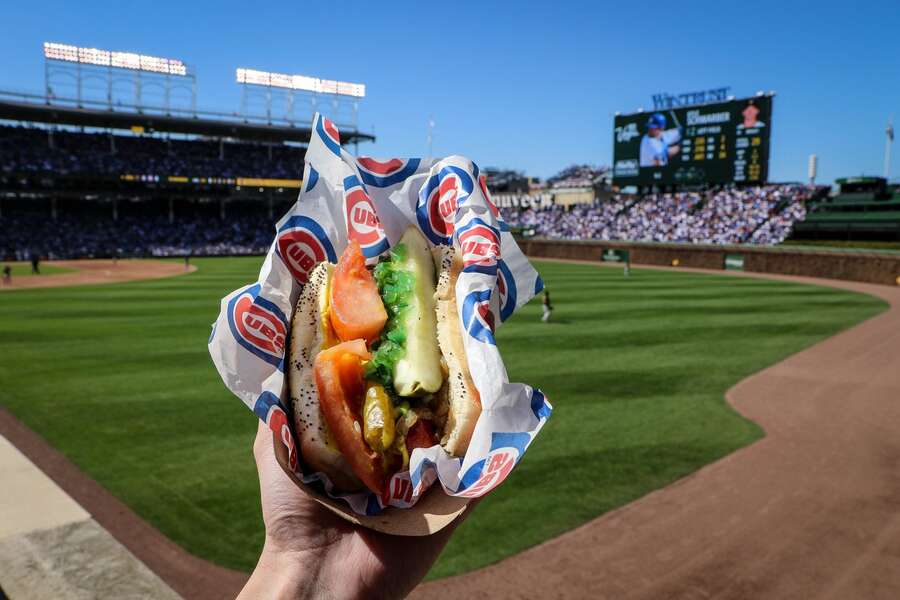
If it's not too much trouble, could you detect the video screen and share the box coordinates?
[612,95,772,187]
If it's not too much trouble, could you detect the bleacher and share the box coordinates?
[793,177,900,240]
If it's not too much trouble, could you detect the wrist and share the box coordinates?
[239,541,324,600]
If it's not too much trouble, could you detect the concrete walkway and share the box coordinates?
[0,435,181,599]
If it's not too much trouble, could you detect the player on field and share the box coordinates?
[541,289,553,323]
[639,113,681,167]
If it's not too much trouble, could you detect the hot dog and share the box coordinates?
[289,226,481,495]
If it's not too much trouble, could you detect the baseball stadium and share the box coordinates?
[2,5,900,600]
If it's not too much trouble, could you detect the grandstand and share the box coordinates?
[0,45,376,261]
[502,185,811,245]
[0,96,373,259]
[793,176,900,240]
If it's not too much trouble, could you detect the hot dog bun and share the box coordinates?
[288,262,363,491]
[433,245,481,456]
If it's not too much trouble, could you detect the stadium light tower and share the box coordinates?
[886,116,894,180]
[235,67,365,128]
[43,42,197,115]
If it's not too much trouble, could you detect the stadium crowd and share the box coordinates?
[501,185,810,245]
[1,211,273,259]
[0,128,811,259]
[0,185,810,260]
[0,125,304,179]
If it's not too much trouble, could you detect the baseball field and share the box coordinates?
[0,257,886,580]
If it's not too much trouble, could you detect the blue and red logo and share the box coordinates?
[461,288,496,345]
[254,391,298,471]
[382,467,436,508]
[455,432,531,497]
[357,157,421,188]
[496,259,517,322]
[275,216,337,283]
[316,116,341,156]
[416,166,474,245]
[228,284,289,368]
[343,176,389,258]
[456,218,500,276]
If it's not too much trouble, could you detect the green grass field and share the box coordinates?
[1,261,75,277]
[0,258,886,578]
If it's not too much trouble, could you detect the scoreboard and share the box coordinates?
[612,95,772,187]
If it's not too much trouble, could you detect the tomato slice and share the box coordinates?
[406,419,436,453]
[313,340,385,494]
[330,241,387,345]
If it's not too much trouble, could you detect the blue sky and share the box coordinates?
[1,0,897,184]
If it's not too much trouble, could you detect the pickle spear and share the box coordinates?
[391,227,443,396]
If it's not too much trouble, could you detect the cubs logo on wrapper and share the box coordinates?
[343,175,389,258]
[461,289,496,345]
[275,216,337,283]
[456,432,531,498]
[457,218,501,276]
[416,166,475,245]
[227,284,288,368]
[209,113,551,533]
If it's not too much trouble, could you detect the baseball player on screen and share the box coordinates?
[639,113,682,167]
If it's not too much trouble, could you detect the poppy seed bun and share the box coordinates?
[432,245,482,456]
[288,262,363,491]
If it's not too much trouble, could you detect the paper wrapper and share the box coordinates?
[208,114,552,535]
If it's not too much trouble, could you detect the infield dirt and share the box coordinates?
[0,259,195,290]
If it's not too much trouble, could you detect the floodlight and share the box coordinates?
[236,67,365,98]
[44,42,188,76]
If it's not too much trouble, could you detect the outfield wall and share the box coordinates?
[517,239,900,286]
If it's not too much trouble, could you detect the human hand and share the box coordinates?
[238,420,469,600]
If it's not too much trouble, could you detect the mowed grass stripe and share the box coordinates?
[0,257,886,577]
